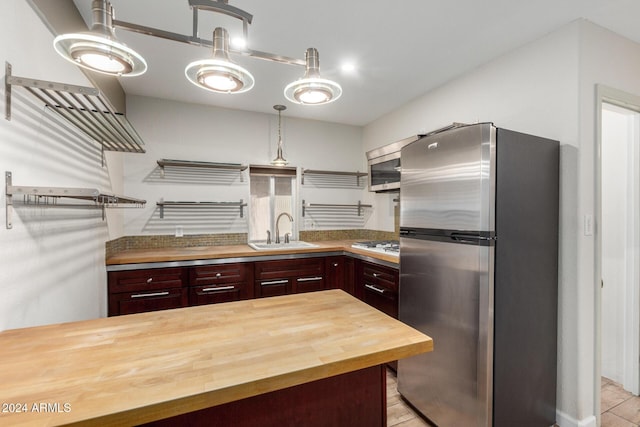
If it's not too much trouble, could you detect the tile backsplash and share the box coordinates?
[106,228,399,259]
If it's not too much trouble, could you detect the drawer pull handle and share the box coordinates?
[146,277,153,283]
[297,276,323,282]
[201,286,235,292]
[215,273,222,278]
[365,284,386,294]
[373,273,380,278]
[261,280,288,286]
[131,291,169,299]
[333,263,339,267]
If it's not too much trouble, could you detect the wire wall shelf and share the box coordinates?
[156,200,248,219]
[5,171,146,229]
[301,169,367,188]
[156,159,248,182]
[5,62,146,157]
[301,200,372,229]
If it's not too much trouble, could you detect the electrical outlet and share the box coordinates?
[175,225,184,237]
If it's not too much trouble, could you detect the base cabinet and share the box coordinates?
[254,258,325,298]
[357,260,399,371]
[359,261,399,319]
[141,365,386,427]
[189,263,253,305]
[108,268,188,316]
[107,255,396,318]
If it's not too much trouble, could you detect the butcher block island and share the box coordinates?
[0,290,432,427]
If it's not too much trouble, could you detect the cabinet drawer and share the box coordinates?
[256,278,290,298]
[108,288,187,316]
[254,258,324,280]
[362,283,398,318]
[190,263,247,285]
[108,268,186,293]
[362,263,398,291]
[293,275,325,293]
[190,283,244,305]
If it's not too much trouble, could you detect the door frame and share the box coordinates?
[595,85,640,422]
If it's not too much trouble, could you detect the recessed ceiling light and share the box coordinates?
[341,62,356,73]
[231,37,247,49]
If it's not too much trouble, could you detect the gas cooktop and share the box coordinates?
[351,240,399,256]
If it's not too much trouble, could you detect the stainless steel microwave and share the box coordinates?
[366,135,423,192]
[366,124,467,192]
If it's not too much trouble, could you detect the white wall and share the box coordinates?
[123,95,365,236]
[0,0,123,330]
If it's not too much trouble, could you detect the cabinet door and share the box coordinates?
[189,263,253,305]
[109,288,188,316]
[325,256,345,290]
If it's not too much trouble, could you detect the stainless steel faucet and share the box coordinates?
[275,212,293,244]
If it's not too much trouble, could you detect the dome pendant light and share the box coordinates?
[53,0,147,76]
[271,105,288,166]
[185,27,255,94]
[284,48,342,105]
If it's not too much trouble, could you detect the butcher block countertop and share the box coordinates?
[0,290,432,426]
[105,240,399,266]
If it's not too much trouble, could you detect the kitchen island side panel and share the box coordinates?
[493,128,559,426]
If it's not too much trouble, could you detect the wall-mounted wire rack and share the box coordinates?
[5,171,146,229]
[156,200,248,219]
[302,200,372,217]
[156,159,248,180]
[4,62,146,160]
[301,169,367,188]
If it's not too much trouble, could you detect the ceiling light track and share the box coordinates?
[54,0,341,104]
[111,19,306,67]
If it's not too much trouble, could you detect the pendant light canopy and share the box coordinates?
[284,48,342,105]
[271,105,288,166]
[185,28,255,94]
[53,0,147,77]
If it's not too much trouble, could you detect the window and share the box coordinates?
[249,166,297,242]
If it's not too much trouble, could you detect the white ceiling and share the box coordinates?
[73,0,640,126]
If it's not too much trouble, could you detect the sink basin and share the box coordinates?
[249,241,319,251]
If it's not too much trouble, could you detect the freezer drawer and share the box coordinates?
[398,236,494,426]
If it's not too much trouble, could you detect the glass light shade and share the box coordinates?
[185,59,255,94]
[284,77,342,105]
[53,33,147,77]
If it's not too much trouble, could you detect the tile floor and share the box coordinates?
[601,377,640,427]
[387,369,431,427]
[387,371,640,427]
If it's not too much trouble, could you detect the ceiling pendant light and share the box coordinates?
[53,0,147,76]
[185,27,255,94]
[284,48,342,105]
[271,105,288,166]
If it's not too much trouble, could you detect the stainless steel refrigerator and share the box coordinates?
[397,123,558,427]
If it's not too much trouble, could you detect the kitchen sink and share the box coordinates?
[249,241,319,251]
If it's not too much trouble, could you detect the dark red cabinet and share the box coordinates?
[254,258,325,297]
[107,255,397,319]
[108,267,188,316]
[189,263,253,305]
[359,261,399,319]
